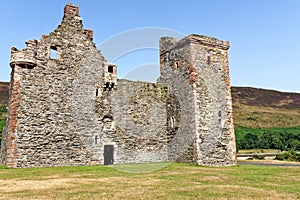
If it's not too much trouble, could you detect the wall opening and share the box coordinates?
[50,46,58,59]
[173,61,181,70]
[96,88,99,96]
[207,54,211,65]
[108,65,114,73]
[103,115,114,130]
[104,145,114,165]
[94,135,98,144]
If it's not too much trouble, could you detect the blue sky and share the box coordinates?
[0,0,299,93]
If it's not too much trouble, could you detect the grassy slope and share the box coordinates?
[0,163,300,199]
[232,87,300,128]
[233,104,300,128]
[231,87,300,151]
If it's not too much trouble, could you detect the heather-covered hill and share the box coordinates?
[231,87,300,128]
[0,82,9,104]
[231,87,300,109]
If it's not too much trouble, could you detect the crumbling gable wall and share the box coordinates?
[0,4,105,167]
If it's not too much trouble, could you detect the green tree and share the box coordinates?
[240,133,259,149]
[258,131,272,149]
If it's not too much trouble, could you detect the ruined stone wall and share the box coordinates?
[158,35,236,166]
[73,77,171,165]
[158,37,198,163]
[110,80,169,163]
[1,3,236,168]
[0,4,106,167]
[190,35,236,166]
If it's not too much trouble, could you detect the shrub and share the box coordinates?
[252,154,265,160]
[275,151,300,162]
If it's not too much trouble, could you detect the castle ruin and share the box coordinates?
[0,4,236,168]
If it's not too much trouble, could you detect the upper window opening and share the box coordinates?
[50,46,58,59]
[108,65,114,73]
[207,55,211,65]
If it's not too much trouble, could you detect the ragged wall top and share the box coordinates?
[1,4,106,167]
[159,34,236,166]
[189,35,236,166]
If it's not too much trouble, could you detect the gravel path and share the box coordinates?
[238,161,300,167]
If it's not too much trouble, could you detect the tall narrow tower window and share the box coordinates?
[207,54,211,65]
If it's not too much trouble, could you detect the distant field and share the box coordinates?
[0,163,300,199]
[233,104,300,128]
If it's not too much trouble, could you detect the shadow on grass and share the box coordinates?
[111,162,172,173]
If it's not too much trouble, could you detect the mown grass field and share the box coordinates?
[0,163,300,200]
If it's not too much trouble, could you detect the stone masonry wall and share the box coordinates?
[0,4,106,167]
[110,80,169,163]
[158,37,198,163]
[1,3,236,168]
[190,35,236,166]
[158,35,236,166]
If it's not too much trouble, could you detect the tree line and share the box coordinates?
[236,131,300,151]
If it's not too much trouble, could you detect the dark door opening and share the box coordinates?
[104,145,114,165]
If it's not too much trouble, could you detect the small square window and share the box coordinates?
[108,65,114,73]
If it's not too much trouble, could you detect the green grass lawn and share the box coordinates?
[0,163,299,199]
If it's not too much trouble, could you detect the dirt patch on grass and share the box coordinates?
[0,178,76,193]
[0,176,126,193]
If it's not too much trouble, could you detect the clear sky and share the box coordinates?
[0,0,299,93]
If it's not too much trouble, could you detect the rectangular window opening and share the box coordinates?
[95,135,98,144]
[207,55,211,65]
[50,46,58,59]
[108,65,114,73]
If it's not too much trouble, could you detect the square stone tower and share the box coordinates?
[159,34,236,166]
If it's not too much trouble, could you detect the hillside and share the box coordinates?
[231,87,300,109]
[0,82,300,128]
[231,87,300,128]
[0,82,9,132]
[0,82,9,104]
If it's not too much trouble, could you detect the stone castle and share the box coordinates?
[0,4,236,168]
